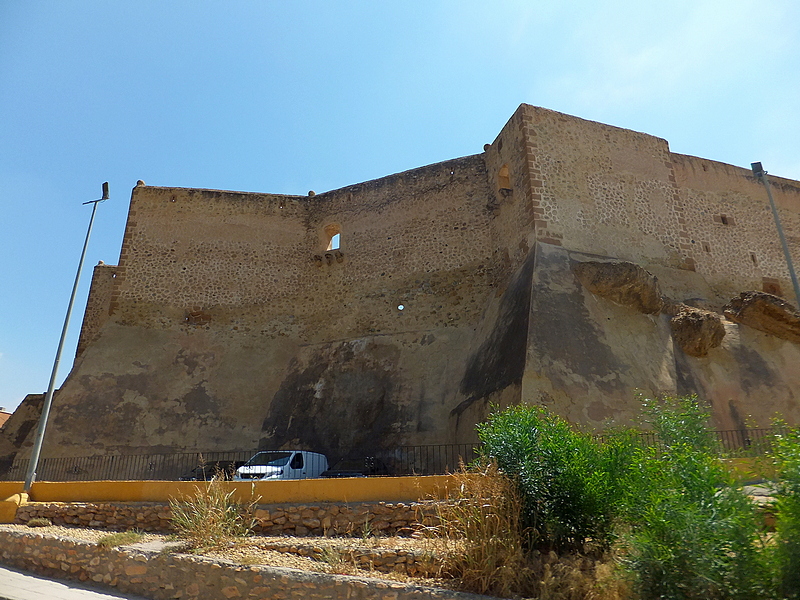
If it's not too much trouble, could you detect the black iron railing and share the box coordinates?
[0,427,790,482]
[0,445,483,482]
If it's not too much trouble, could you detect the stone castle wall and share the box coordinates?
[6,104,798,464]
[673,154,800,298]
[109,155,495,338]
[485,106,800,303]
[76,264,118,357]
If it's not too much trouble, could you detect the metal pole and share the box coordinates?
[23,183,109,494]
[751,163,800,308]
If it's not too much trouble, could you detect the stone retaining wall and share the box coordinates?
[15,500,438,536]
[0,527,489,600]
[254,539,439,577]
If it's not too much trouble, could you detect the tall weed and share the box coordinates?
[431,461,528,597]
[169,477,256,549]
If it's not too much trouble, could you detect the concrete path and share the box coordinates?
[0,564,151,600]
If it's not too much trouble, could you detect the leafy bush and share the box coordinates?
[470,396,800,599]
[621,395,773,600]
[477,404,635,553]
[771,425,800,599]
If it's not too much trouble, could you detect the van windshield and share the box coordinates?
[245,452,292,467]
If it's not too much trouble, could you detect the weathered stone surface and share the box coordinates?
[670,306,726,357]
[7,104,800,462]
[572,261,663,314]
[14,500,437,538]
[0,526,482,600]
[723,292,800,344]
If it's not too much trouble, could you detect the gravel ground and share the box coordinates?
[3,524,454,589]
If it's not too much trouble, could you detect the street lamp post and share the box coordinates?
[751,163,800,308]
[23,182,109,494]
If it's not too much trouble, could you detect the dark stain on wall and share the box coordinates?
[728,399,749,432]
[260,341,405,458]
[453,250,536,417]
[674,351,701,397]
[182,382,220,416]
[731,344,775,394]
[529,250,626,392]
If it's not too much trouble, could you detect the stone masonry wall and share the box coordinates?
[38,154,501,458]
[109,156,495,339]
[0,527,490,600]
[76,263,118,358]
[11,104,800,464]
[15,500,438,538]
[672,153,800,300]
[516,106,688,270]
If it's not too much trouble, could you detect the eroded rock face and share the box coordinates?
[723,291,800,344]
[670,306,726,357]
[572,260,663,314]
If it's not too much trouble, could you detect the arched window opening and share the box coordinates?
[498,164,511,191]
[323,223,341,251]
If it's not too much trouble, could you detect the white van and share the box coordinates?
[233,450,328,481]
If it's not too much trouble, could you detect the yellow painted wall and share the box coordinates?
[0,482,23,499]
[16,475,455,504]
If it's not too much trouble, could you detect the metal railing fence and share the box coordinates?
[0,445,483,482]
[0,427,792,482]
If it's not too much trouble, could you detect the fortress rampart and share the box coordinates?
[3,105,799,464]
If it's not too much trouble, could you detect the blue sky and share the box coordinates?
[1,1,798,412]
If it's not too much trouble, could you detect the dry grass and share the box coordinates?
[425,461,527,596]
[169,477,258,550]
[26,518,52,528]
[530,550,630,600]
[97,530,145,548]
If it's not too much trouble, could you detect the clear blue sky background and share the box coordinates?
[1,1,799,413]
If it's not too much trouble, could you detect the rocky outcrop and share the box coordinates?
[572,260,663,314]
[670,306,726,357]
[723,292,800,344]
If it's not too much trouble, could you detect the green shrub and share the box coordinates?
[621,395,773,600]
[477,404,635,553]
[771,425,800,599]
